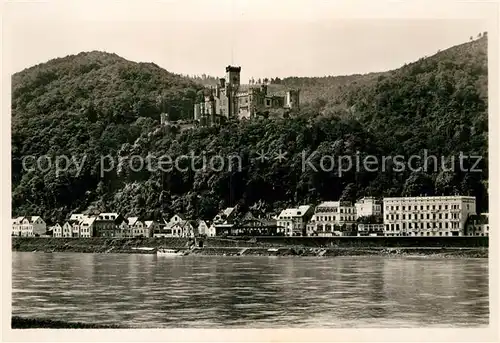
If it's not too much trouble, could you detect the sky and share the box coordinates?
[4,1,492,81]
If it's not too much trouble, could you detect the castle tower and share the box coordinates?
[225,65,241,88]
[286,89,300,110]
[225,66,241,118]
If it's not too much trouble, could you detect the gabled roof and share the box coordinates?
[95,213,123,224]
[278,206,311,218]
[20,216,44,224]
[80,216,96,226]
[213,207,236,222]
[241,211,257,221]
[223,207,235,217]
[70,213,87,221]
[12,216,25,224]
[317,201,340,208]
[171,213,186,221]
[144,220,155,228]
[468,213,489,225]
[127,217,139,226]
[97,213,120,220]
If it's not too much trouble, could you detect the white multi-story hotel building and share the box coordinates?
[355,197,382,219]
[277,205,313,236]
[307,201,356,236]
[383,196,476,237]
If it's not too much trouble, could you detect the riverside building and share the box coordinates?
[466,213,489,236]
[307,201,356,236]
[277,205,313,236]
[355,197,382,219]
[383,196,476,237]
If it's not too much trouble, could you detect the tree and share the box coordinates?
[402,172,435,197]
[340,183,357,203]
[11,36,488,223]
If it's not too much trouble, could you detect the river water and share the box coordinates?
[12,252,488,328]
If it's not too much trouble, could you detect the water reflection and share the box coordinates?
[12,253,488,328]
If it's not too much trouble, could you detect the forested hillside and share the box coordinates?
[11,36,488,223]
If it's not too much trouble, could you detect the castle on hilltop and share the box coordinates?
[194,66,300,126]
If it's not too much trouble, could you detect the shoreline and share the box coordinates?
[12,246,488,258]
[12,237,488,258]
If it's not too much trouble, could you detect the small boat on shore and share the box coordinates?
[131,247,155,252]
[156,248,184,256]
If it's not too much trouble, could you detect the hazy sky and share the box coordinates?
[5,1,492,81]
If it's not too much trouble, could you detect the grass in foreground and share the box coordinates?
[11,316,122,329]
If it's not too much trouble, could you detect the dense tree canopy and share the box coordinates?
[11,37,488,223]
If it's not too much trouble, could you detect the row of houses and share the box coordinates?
[277,196,488,237]
[11,196,490,238]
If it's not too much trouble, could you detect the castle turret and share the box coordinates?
[225,66,241,88]
[286,89,300,109]
[225,66,241,118]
